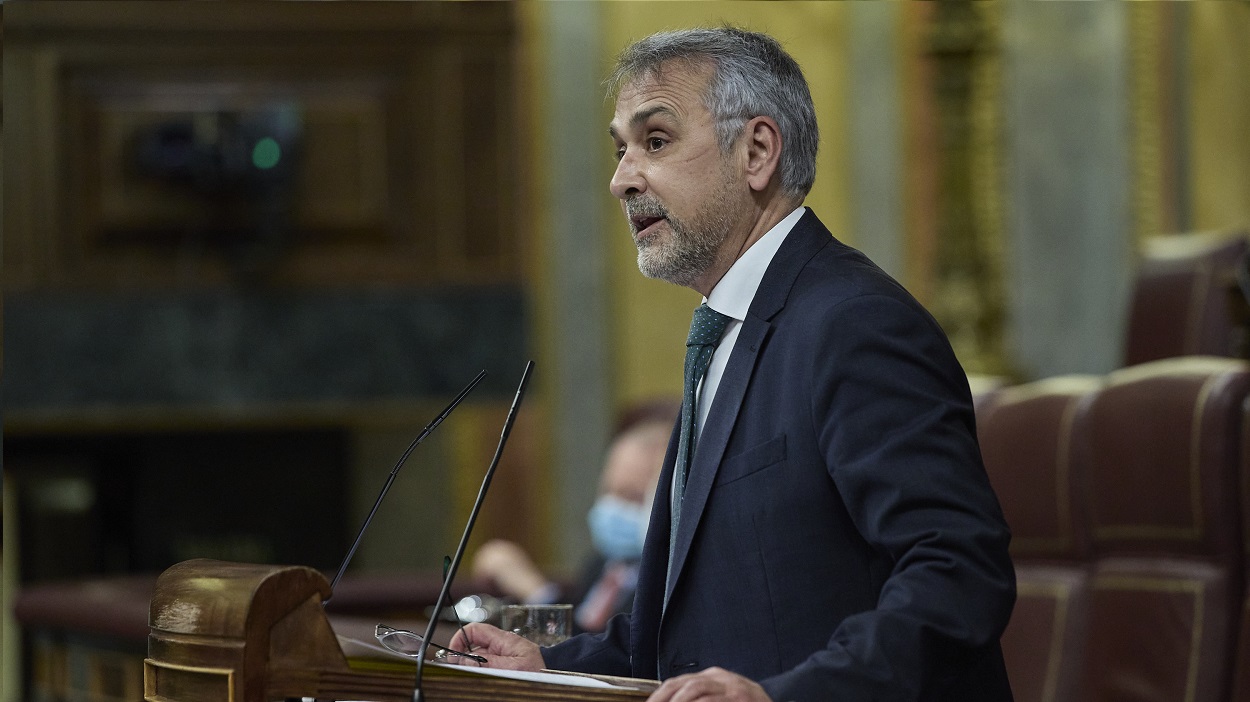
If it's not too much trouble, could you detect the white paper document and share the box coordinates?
[426,662,630,689]
[336,634,639,690]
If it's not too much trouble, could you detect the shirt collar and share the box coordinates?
[705,206,806,321]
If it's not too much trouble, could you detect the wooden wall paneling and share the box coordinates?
[899,3,941,307]
[4,1,518,291]
[430,42,469,282]
[924,3,1011,377]
[74,75,397,239]
[448,401,543,568]
[63,66,396,286]
[3,45,60,288]
[1189,2,1250,233]
[461,49,515,278]
[1129,2,1192,243]
[298,87,390,235]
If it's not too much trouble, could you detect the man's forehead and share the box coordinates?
[611,60,714,127]
[616,58,713,102]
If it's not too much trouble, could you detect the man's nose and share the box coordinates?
[610,151,645,200]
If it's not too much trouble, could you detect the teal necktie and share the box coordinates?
[670,303,732,551]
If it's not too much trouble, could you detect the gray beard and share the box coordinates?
[629,192,735,288]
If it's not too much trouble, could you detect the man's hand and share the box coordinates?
[647,667,772,702]
[445,622,545,671]
[471,539,551,602]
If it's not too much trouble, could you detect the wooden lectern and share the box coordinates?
[144,559,653,701]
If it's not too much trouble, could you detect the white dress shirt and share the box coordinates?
[696,205,806,440]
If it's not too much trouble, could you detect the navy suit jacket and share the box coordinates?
[543,210,1016,701]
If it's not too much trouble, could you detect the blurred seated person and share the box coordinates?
[472,400,678,633]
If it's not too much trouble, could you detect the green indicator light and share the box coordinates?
[251,137,281,170]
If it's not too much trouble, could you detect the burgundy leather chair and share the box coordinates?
[979,376,1101,702]
[1124,231,1249,366]
[1075,357,1250,702]
[967,373,1008,417]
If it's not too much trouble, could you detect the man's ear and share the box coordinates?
[743,116,783,193]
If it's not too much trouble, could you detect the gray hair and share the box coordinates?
[608,27,819,200]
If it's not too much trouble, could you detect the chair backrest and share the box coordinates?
[967,373,1009,417]
[1124,230,1249,366]
[978,376,1100,702]
[1075,357,1250,702]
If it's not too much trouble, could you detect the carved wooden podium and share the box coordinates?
[144,559,653,701]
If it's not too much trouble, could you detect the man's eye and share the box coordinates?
[614,146,626,161]
[648,137,666,151]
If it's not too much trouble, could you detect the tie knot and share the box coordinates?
[687,303,732,347]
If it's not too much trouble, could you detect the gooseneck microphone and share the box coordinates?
[324,369,488,605]
[412,360,534,702]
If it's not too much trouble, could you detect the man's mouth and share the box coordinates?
[626,197,669,242]
[632,215,665,235]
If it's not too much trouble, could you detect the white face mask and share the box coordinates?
[586,494,650,561]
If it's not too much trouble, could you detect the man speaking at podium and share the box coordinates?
[451,27,1016,701]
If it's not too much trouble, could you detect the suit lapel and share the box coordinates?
[661,209,833,607]
[664,316,769,602]
[631,417,679,677]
